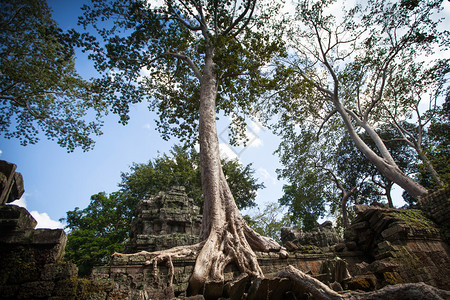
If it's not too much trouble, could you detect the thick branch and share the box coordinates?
[222,0,256,37]
[276,266,450,300]
[166,52,202,80]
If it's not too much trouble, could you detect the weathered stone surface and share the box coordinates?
[0,205,37,230]
[344,205,450,290]
[203,280,224,300]
[419,186,450,242]
[343,274,377,291]
[18,281,55,299]
[126,186,202,253]
[281,221,343,249]
[0,160,24,205]
[223,273,249,300]
[41,262,78,281]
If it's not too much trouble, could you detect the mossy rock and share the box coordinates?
[389,209,435,231]
[344,275,377,291]
[382,272,404,285]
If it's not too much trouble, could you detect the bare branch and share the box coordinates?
[316,109,337,138]
[222,0,256,37]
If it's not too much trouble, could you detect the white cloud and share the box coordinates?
[246,128,263,148]
[10,196,27,208]
[9,195,63,229]
[219,143,239,161]
[143,123,151,130]
[250,119,263,134]
[30,211,64,229]
[0,149,3,156]
[256,167,278,185]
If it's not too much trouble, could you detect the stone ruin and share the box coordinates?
[281,220,343,250]
[0,160,24,205]
[125,186,202,253]
[0,160,449,299]
[90,187,450,299]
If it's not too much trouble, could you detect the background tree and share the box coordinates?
[265,0,448,199]
[276,121,383,229]
[63,145,264,276]
[244,203,297,242]
[0,0,105,151]
[79,0,286,291]
[417,95,450,189]
[63,192,128,276]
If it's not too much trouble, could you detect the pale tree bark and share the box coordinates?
[188,46,285,295]
[387,98,445,188]
[335,103,428,199]
[318,164,358,228]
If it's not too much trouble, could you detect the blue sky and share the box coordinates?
[4,0,444,228]
[0,1,286,228]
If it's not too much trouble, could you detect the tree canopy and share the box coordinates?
[263,0,449,199]
[78,0,283,145]
[0,0,105,151]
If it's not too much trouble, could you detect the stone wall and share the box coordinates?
[126,186,202,253]
[91,205,450,299]
[91,250,364,299]
[419,186,450,242]
[0,205,114,299]
[343,205,450,290]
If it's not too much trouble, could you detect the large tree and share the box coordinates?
[79,0,285,292]
[64,145,264,276]
[265,0,449,199]
[0,0,105,151]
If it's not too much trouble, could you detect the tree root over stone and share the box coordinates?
[275,265,450,300]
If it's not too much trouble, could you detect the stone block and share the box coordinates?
[18,281,55,299]
[53,278,78,297]
[41,262,78,281]
[343,274,377,291]
[381,223,409,240]
[0,284,19,298]
[223,274,249,300]
[0,205,37,230]
[203,280,224,300]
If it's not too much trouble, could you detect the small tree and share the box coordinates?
[64,192,128,276]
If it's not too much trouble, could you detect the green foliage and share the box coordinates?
[78,0,284,145]
[64,145,264,274]
[244,202,297,242]
[419,96,450,189]
[0,0,105,151]
[119,145,263,213]
[63,192,128,276]
[278,184,326,231]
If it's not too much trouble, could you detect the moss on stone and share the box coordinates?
[383,272,403,285]
[389,209,435,231]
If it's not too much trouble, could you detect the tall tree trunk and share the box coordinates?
[341,186,356,229]
[336,104,428,199]
[188,47,283,295]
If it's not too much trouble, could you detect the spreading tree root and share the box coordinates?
[111,242,205,287]
[275,265,450,300]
